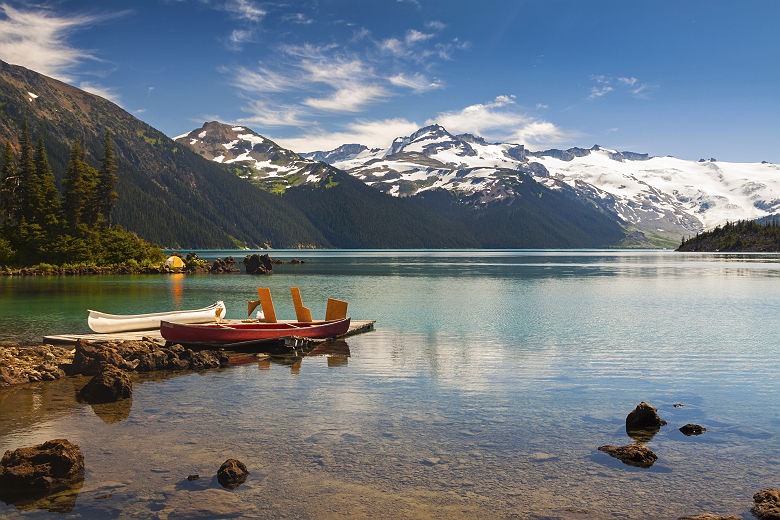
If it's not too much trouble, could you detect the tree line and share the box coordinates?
[677,219,780,252]
[0,124,162,266]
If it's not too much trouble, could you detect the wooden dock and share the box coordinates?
[43,319,376,349]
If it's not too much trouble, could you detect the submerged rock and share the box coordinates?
[752,489,780,520]
[0,439,85,495]
[679,424,707,436]
[217,459,248,489]
[597,443,657,468]
[626,402,667,430]
[77,364,132,403]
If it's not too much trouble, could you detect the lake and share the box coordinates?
[1,250,778,519]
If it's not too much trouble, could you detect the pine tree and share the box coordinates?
[0,142,18,225]
[16,122,39,224]
[32,135,61,228]
[63,139,90,229]
[94,130,118,226]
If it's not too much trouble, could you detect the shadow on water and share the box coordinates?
[0,480,83,514]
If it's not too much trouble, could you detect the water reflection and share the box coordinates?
[89,398,132,424]
[0,480,83,514]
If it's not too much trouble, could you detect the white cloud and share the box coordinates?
[228,28,254,46]
[284,13,313,24]
[274,118,420,152]
[536,103,549,109]
[388,72,441,92]
[405,29,433,44]
[79,81,121,104]
[589,85,613,99]
[304,84,388,112]
[236,99,308,127]
[425,20,446,31]
[230,65,296,92]
[0,3,99,81]
[225,0,265,22]
[589,74,654,100]
[426,95,569,149]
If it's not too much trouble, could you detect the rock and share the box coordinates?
[289,258,304,264]
[0,344,72,388]
[77,364,132,403]
[678,515,741,520]
[597,443,657,468]
[209,257,239,274]
[626,402,667,430]
[673,403,685,408]
[0,439,85,494]
[216,459,248,489]
[68,340,129,375]
[187,474,199,481]
[679,424,706,436]
[752,489,780,520]
[242,254,273,275]
[68,340,228,375]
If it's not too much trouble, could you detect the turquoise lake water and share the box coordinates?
[0,250,778,518]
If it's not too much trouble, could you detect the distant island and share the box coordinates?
[677,219,780,252]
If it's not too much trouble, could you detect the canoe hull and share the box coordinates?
[160,318,351,345]
[88,301,226,333]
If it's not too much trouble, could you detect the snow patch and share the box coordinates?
[198,131,207,138]
[213,155,225,163]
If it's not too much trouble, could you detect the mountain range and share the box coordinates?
[1,60,624,249]
[177,121,780,247]
[5,59,774,250]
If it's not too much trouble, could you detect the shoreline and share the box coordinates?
[0,254,304,277]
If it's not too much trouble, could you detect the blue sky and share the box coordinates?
[1,0,778,161]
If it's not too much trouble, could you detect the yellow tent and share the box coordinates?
[165,256,185,268]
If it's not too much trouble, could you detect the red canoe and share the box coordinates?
[160,318,351,345]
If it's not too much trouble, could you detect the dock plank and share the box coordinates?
[43,320,376,346]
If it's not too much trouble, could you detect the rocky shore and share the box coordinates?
[0,339,229,389]
[0,253,304,277]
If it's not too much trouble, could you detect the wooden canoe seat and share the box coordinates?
[325,298,348,321]
[290,287,313,322]
[248,287,277,323]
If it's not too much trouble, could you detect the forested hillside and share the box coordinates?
[677,220,780,252]
[0,60,329,248]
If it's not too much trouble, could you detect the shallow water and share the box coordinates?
[1,250,778,519]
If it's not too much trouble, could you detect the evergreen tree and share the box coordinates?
[32,135,61,228]
[63,139,90,229]
[94,130,118,226]
[0,142,18,225]
[16,122,38,224]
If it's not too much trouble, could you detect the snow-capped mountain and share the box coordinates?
[308,124,780,236]
[175,122,331,192]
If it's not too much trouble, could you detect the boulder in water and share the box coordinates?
[626,402,667,430]
[217,458,248,489]
[0,439,85,495]
[77,364,132,403]
[597,443,657,468]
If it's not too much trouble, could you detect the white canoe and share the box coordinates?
[87,301,226,333]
